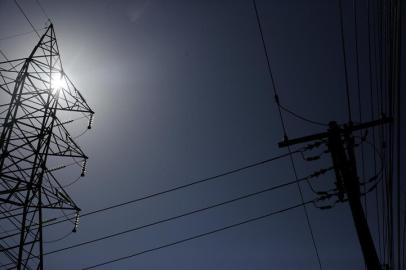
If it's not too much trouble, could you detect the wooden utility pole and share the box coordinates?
[278,117,391,270]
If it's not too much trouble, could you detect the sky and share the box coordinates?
[0,0,404,269]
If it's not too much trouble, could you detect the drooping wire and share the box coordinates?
[352,0,368,225]
[73,128,89,140]
[43,230,74,244]
[402,193,406,269]
[35,0,51,22]
[80,151,297,219]
[44,169,331,255]
[0,28,47,42]
[251,1,323,269]
[0,152,299,235]
[13,0,41,38]
[278,103,328,127]
[80,200,314,270]
[391,0,402,267]
[338,0,353,124]
[377,0,396,264]
[366,0,384,260]
[60,175,82,189]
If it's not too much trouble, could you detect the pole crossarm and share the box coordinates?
[278,117,392,148]
[278,118,392,270]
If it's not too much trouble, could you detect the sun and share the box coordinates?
[51,72,65,93]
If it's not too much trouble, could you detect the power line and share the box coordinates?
[338,0,352,122]
[43,231,73,244]
[0,28,46,42]
[44,169,331,256]
[80,151,298,218]
[81,200,314,270]
[35,0,51,21]
[251,1,323,269]
[13,0,41,38]
[278,103,328,127]
[352,0,368,228]
[367,0,383,260]
[0,151,300,235]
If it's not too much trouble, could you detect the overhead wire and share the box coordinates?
[13,0,41,38]
[34,0,51,22]
[43,230,73,244]
[0,28,47,42]
[251,1,323,269]
[388,0,396,264]
[352,0,368,228]
[60,175,82,189]
[367,0,384,261]
[0,151,299,235]
[379,0,395,264]
[44,169,332,256]
[79,151,298,219]
[338,0,353,122]
[80,200,314,270]
[396,0,402,267]
[278,103,328,127]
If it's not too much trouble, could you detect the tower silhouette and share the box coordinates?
[0,24,94,269]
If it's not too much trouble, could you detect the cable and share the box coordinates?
[278,103,328,127]
[393,0,401,268]
[0,28,47,42]
[80,151,297,218]
[367,0,384,260]
[80,200,313,269]
[352,0,368,225]
[13,0,41,38]
[338,0,352,122]
[35,0,51,21]
[60,175,82,188]
[45,170,329,256]
[73,128,89,140]
[0,152,298,234]
[402,193,406,269]
[252,1,323,269]
[43,230,73,244]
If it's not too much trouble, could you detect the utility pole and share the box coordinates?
[0,24,94,269]
[279,117,391,270]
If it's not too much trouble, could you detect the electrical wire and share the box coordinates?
[338,0,352,122]
[278,103,328,127]
[367,0,384,261]
[252,1,323,269]
[402,194,406,269]
[393,0,402,268]
[0,28,47,42]
[0,151,299,235]
[13,0,40,38]
[352,0,368,227]
[44,170,329,256]
[80,200,314,270]
[79,151,298,219]
[43,230,73,244]
[35,0,51,21]
[73,128,89,140]
[378,0,398,265]
[60,175,82,188]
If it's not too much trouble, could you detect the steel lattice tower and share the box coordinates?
[0,24,94,269]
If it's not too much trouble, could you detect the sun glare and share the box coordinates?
[51,72,65,93]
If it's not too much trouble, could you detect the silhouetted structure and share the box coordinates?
[0,24,93,269]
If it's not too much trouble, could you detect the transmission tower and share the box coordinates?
[0,24,94,269]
